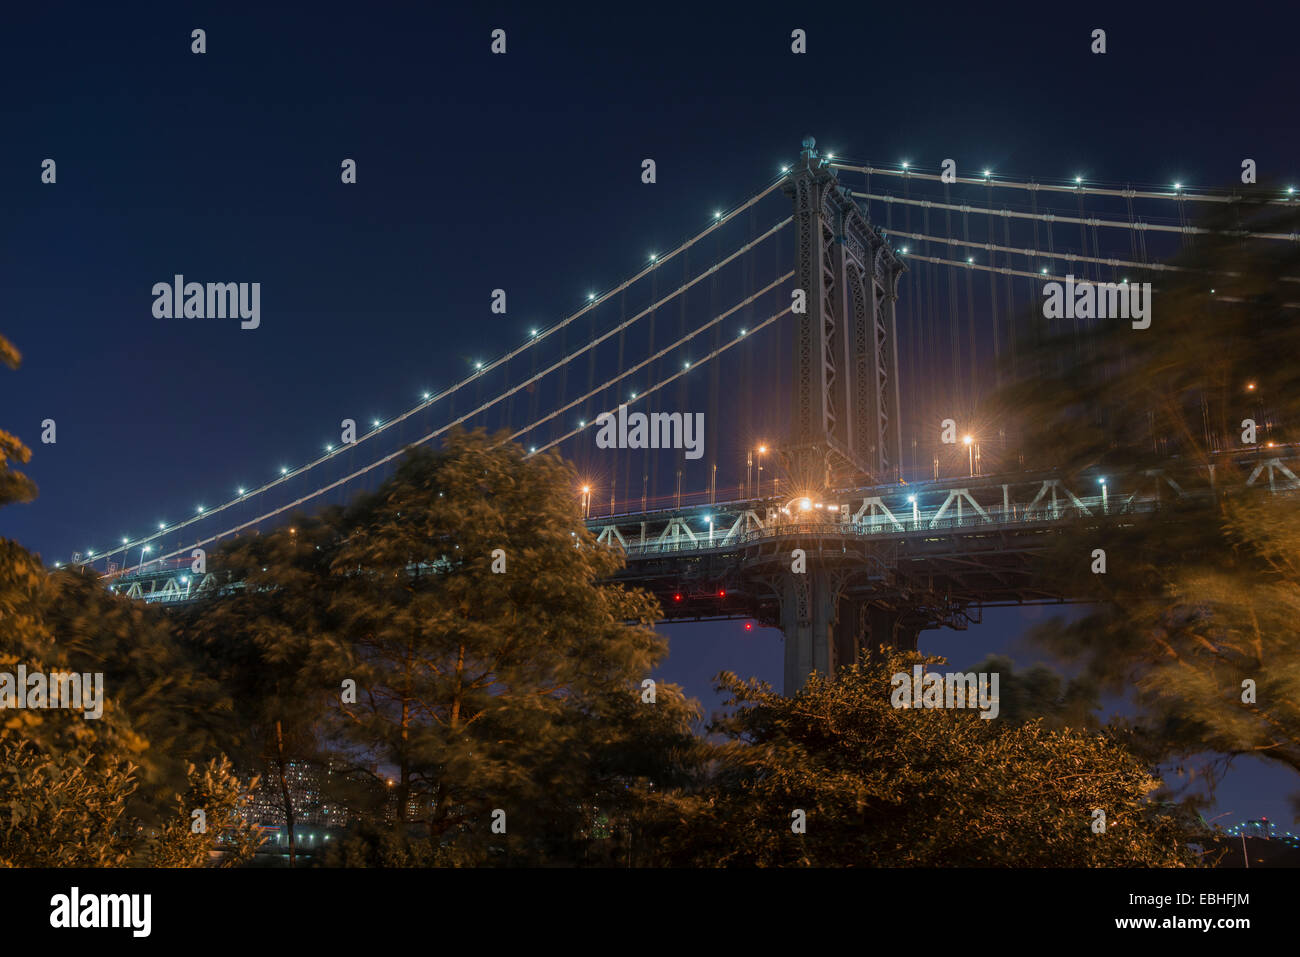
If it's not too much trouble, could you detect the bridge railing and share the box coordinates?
[614,493,1166,558]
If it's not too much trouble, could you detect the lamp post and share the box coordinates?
[1099,477,1108,514]
[963,435,976,477]
[139,544,152,571]
[755,445,767,499]
[580,485,591,519]
[909,495,919,528]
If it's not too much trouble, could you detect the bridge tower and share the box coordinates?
[781,135,905,493]
[776,136,913,690]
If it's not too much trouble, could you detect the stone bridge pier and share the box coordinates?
[777,565,926,693]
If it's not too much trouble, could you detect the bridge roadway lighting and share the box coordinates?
[963,435,976,477]
[140,545,152,568]
[1099,477,1108,513]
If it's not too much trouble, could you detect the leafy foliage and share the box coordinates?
[660,650,1201,867]
[993,194,1300,804]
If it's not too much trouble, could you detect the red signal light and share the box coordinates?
[718,589,726,597]
[744,622,753,631]
[673,593,682,602]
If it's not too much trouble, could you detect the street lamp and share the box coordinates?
[705,514,714,546]
[580,484,592,518]
[139,544,152,570]
[908,494,919,527]
[963,435,974,476]
[1099,477,1108,513]
[755,444,767,498]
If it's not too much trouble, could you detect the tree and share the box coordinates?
[183,512,342,866]
[143,756,265,867]
[993,193,1300,805]
[661,649,1200,867]
[315,431,693,862]
[0,331,256,867]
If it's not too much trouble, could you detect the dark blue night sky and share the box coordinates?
[3,1,1298,830]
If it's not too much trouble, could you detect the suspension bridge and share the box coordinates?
[68,136,1300,691]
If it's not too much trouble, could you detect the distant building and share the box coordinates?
[240,760,349,830]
